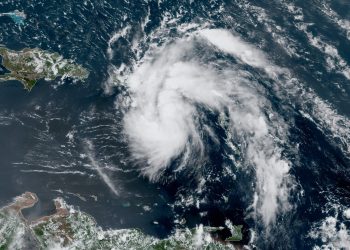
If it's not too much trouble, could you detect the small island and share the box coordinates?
[0,46,89,91]
[225,225,243,242]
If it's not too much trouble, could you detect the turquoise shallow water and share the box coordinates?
[0,11,25,25]
[8,14,25,25]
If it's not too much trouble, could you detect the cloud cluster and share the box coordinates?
[122,29,292,226]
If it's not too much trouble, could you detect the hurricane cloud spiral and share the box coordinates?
[121,29,292,226]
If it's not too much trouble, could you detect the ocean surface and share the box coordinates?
[0,0,350,248]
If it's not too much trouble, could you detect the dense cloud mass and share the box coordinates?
[122,29,292,226]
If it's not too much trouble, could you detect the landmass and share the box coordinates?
[225,225,243,242]
[0,46,89,90]
[0,192,242,249]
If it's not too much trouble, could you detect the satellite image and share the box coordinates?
[0,0,349,249]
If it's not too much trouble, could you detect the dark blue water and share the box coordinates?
[0,0,349,248]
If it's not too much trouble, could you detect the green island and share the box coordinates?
[0,192,242,249]
[0,46,89,91]
[225,225,243,242]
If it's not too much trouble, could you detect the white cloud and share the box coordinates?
[123,29,292,226]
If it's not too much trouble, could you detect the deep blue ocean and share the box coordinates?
[0,0,350,249]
